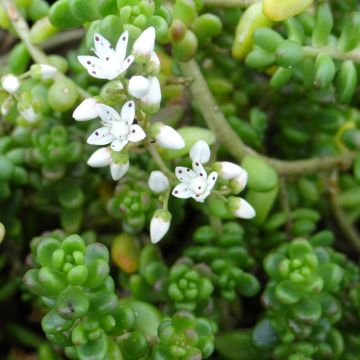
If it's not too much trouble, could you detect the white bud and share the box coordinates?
[214,161,247,180]
[141,76,161,114]
[87,147,112,167]
[150,52,160,66]
[151,122,185,150]
[31,64,57,80]
[190,140,211,164]
[227,197,255,219]
[110,161,129,181]
[0,222,5,244]
[132,27,156,58]
[1,74,20,93]
[19,104,37,123]
[128,76,150,98]
[229,171,248,194]
[150,209,171,244]
[73,98,98,121]
[148,171,169,193]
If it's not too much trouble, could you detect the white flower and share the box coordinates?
[190,140,211,164]
[227,197,255,219]
[148,171,169,193]
[150,122,185,150]
[132,27,156,59]
[214,161,247,180]
[150,209,171,244]
[128,76,150,98]
[73,98,98,121]
[87,100,146,152]
[78,31,134,80]
[30,64,57,80]
[87,147,129,181]
[172,161,218,202]
[1,74,20,93]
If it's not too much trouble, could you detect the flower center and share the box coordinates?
[188,177,207,195]
[111,121,129,140]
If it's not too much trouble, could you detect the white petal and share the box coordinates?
[155,124,185,150]
[87,127,114,145]
[115,30,129,63]
[190,140,211,164]
[93,33,116,60]
[175,167,195,183]
[193,189,211,203]
[111,139,128,152]
[132,27,156,57]
[128,124,146,143]
[1,74,20,93]
[148,171,169,193]
[78,56,108,79]
[120,100,135,125]
[172,183,192,199]
[110,161,129,180]
[87,147,111,167]
[234,199,256,219]
[206,171,218,191]
[141,76,161,106]
[128,76,150,98]
[121,55,134,73]
[96,103,121,124]
[192,161,207,179]
[150,215,170,244]
[73,98,98,121]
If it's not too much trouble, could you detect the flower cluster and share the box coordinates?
[1,64,57,123]
[148,140,256,244]
[72,28,185,181]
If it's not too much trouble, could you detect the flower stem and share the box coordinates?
[203,0,259,7]
[180,59,357,176]
[146,143,174,179]
[4,0,90,100]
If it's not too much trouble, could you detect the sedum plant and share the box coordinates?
[0,0,360,359]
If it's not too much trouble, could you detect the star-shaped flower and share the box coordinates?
[78,31,134,80]
[87,101,146,152]
[172,161,218,202]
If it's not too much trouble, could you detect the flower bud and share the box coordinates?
[141,76,161,114]
[132,27,156,59]
[128,76,150,98]
[150,209,171,244]
[213,161,247,180]
[110,151,130,181]
[87,148,112,167]
[73,98,98,121]
[150,122,185,150]
[30,64,58,80]
[148,171,169,193]
[18,101,37,123]
[227,197,256,219]
[110,161,129,181]
[229,171,248,194]
[189,140,210,164]
[1,74,20,93]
